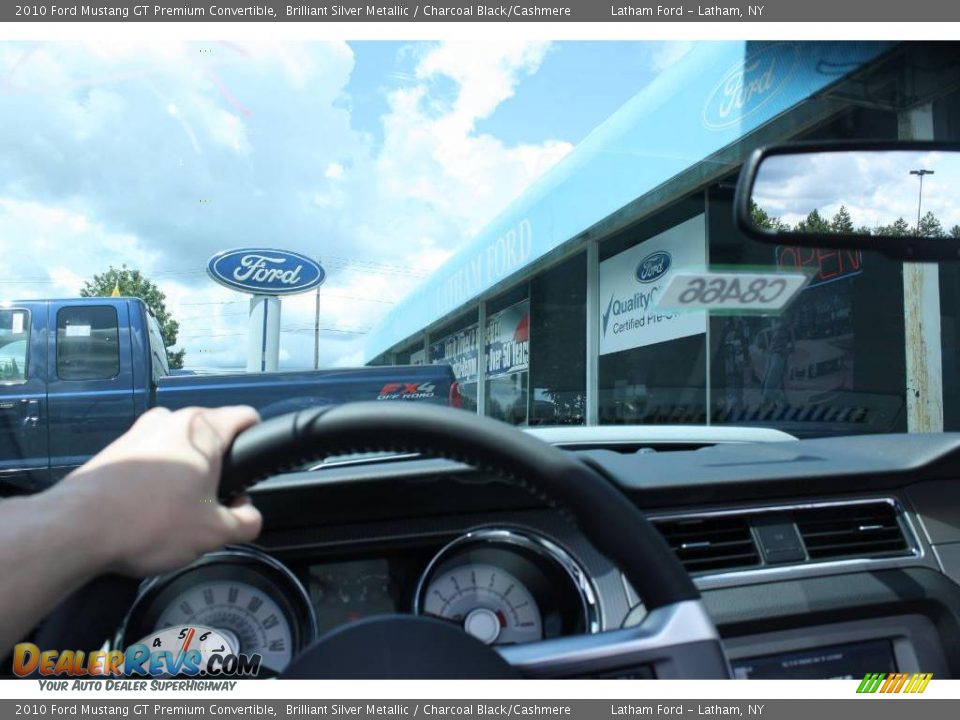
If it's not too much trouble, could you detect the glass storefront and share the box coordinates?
[598,196,708,425]
[372,43,960,436]
[529,253,586,426]
[935,86,960,431]
[484,296,530,424]
[430,314,481,412]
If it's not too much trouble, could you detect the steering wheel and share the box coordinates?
[215,402,731,679]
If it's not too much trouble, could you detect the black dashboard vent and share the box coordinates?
[794,502,909,561]
[653,515,760,574]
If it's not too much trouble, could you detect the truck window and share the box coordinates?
[56,306,120,381]
[147,313,170,382]
[0,309,29,384]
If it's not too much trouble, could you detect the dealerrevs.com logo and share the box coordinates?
[13,626,261,679]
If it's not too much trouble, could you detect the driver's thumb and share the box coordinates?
[219,495,263,544]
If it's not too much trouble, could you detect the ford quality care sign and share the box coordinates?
[598,215,706,355]
[207,249,325,295]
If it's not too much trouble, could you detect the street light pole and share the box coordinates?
[910,168,935,236]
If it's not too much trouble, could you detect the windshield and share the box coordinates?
[2,39,959,469]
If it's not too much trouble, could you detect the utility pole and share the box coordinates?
[313,284,320,370]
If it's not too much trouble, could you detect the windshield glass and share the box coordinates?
[2,39,960,488]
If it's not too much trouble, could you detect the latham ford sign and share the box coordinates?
[207,249,325,295]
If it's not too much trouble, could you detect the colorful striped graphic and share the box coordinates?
[857,673,933,694]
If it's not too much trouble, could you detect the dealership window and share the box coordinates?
[0,310,29,384]
[485,285,530,425]
[528,252,586,426]
[707,104,908,436]
[56,306,120,381]
[598,195,708,425]
[394,339,425,366]
[429,309,480,412]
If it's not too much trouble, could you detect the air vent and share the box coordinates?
[794,502,909,561]
[653,515,760,574]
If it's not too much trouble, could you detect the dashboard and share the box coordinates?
[115,430,960,679]
[118,526,598,676]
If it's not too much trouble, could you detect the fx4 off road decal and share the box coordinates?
[377,382,437,401]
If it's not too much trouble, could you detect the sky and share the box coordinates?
[0,40,688,371]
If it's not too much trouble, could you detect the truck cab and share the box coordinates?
[0,297,459,494]
[0,298,156,491]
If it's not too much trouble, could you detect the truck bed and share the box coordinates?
[156,364,456,419]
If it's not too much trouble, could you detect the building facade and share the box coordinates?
[365,41,960,437]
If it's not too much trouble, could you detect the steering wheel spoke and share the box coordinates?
[498,600,729,679]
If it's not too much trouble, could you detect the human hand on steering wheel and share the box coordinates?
[0,406,261,651]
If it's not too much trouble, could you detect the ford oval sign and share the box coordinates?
[636,251,671,284]
[701,43,800,131]
[206,249,325,295]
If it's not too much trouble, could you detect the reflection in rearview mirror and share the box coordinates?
[738,146,960,259]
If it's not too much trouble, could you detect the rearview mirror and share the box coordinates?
[735,142,960,261]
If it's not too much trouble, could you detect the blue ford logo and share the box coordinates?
[207,248,325,295]
[635,251,671,284]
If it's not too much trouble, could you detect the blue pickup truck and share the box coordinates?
[0,297,459,492]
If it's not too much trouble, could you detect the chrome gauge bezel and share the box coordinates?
[413,528,601,640]
[116,545,318,675]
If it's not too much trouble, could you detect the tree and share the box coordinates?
[795,209,831,234]
[81,265,185,369]
[749,201,789,231]
[830,206,855,233]
[919,210,945,238]
[876,217,912,237]
[950,225,960,239]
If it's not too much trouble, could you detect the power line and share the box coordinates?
[179,291,397,306]
[178,325,370,339]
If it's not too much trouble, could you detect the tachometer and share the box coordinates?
[422,563,542,645]
[118,547,317,678]
[414,528,599,646]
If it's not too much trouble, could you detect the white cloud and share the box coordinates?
[0,40,572,370]
[0,198,158,299]
[375,41,573,239]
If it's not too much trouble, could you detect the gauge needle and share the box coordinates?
[423,613,464,627]
[181,628,196,653]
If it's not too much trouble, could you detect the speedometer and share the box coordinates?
[422,563,542,645]
[119,547,317,678]
[152,580,295,673]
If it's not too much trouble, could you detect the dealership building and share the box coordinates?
[364,41,960,436]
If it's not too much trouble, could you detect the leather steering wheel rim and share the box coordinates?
[221,402,731,679]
